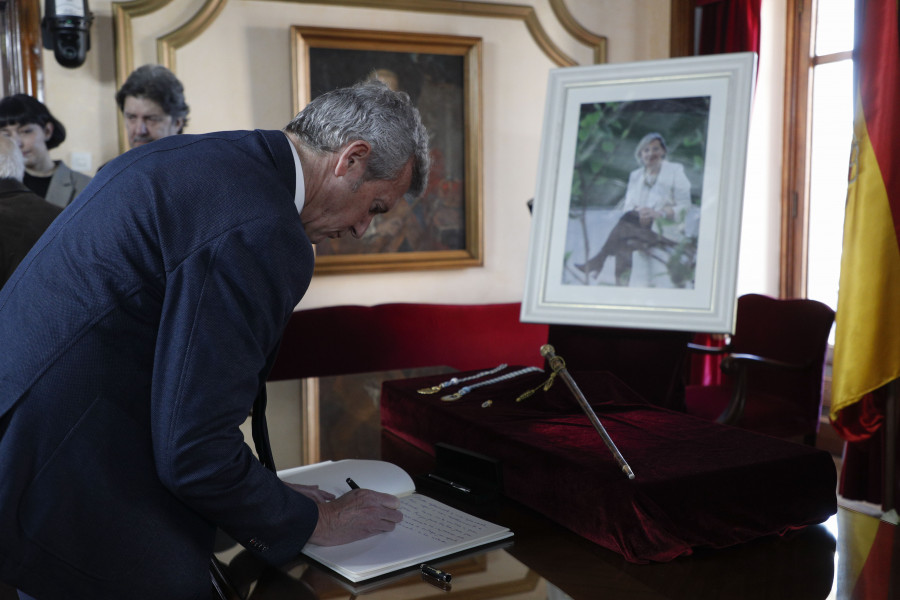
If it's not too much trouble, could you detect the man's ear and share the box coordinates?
[334,140,371,177]
[42,122,54,142]
[174,117,186,134]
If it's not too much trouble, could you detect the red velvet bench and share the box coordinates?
[380,366,838,563]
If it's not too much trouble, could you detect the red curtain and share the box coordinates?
[696,0,763,56]
[687,333,727,386]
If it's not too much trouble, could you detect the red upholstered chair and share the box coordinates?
[684,294,835,446]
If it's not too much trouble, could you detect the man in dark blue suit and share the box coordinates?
[0,80,430,600]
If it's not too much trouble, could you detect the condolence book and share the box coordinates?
[278,459,513,582]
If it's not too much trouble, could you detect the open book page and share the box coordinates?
[277,459,415,497]
[302,493,513,582]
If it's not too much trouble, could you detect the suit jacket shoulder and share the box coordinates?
[44,161,92,208]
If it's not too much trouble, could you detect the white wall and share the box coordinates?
[42,0,780,314]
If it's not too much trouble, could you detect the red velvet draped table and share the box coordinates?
[380,367,838,564]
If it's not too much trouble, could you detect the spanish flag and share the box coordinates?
[831,0,900,422]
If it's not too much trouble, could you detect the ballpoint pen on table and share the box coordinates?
[425,473,471,493]
[420,563,452,582]
[346,477,360,490]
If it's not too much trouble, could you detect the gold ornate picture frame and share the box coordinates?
[291,26,484,274]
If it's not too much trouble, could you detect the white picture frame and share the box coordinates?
[521,53,757,333]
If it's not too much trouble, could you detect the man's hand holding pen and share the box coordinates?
[305,478,403,546]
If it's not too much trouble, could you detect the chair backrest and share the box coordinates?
[729,293,835,435]
[268,302,549,381]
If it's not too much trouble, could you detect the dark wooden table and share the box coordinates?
[208,367,895,600]
[4,369,895,600]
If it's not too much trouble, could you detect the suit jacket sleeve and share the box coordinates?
[150,198,317,565]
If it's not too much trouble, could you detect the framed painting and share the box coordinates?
[291,26,483,274]
[521,52,757,333]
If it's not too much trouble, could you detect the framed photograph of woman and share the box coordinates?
[522,53,757,333]
[291,27,483,274]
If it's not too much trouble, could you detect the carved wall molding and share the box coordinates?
[261,0,606,67]
[112,0,174,85]
[113,0,606,81]
[157,0,227,70]
[548,0,606,63]
[110,0,606,151]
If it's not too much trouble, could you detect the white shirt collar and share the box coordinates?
[284,132,305,214]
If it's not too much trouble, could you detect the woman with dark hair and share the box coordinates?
[0,94,91,208]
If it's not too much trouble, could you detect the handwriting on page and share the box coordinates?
[397,494,492,544]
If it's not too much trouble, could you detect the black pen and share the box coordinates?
[426,473,471,493]
[420,563,452,582]
[346,477,360,490]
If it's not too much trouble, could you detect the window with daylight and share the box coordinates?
[784,0,854,336]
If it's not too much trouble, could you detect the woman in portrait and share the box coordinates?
[577,132,692,287]
[0,94,92,208]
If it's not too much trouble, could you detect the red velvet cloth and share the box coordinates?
[268,303,548,380]
[381,367,837,563]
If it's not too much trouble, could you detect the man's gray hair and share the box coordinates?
[284,80,430,200]
[0,135,25,181]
